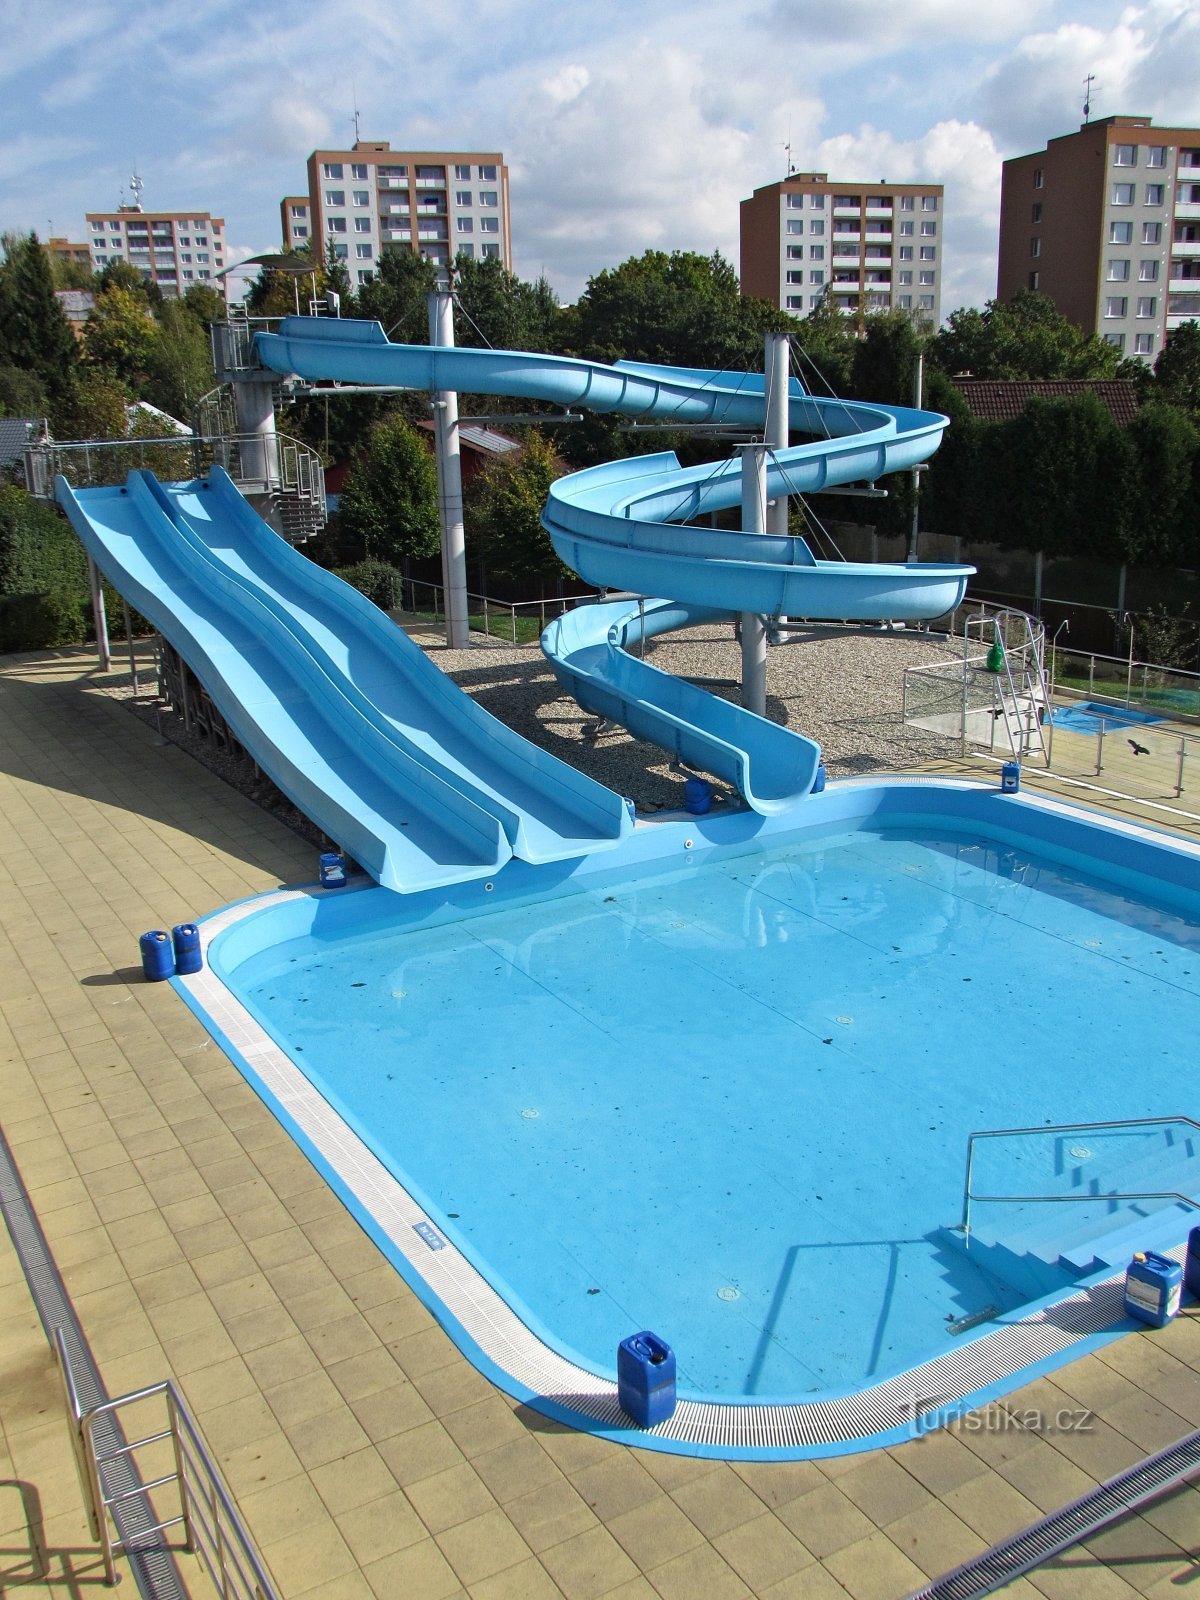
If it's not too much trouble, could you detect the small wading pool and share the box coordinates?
[181,781,1200,1458]
[1052,700,1166,735]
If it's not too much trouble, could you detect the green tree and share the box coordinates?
[355,247,438,340]
[1003,393,1133,561]
[791,291,856,397]
[1124,401,1200,565]
[1152,320,1200,415]
[0,366,50,419]
[143,299,214,422]
[930,291,1130,381]
[468,430,570,591]
[83,287,158,388]
[52,367,130,441]
[453,255,562,352]
[182,283,228,326]
[849,311,924,407]
[335,415,440,566]
[0,232,78,404]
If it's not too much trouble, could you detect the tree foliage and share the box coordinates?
[335,415,440,566]
[453,256,561,352]
[1152,321,1200,416]
[0,232,78,404]
[82,287,159,389]
[929,291,1133,381]
[468,431,570,590]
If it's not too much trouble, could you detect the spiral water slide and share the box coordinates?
[57,316,971,893]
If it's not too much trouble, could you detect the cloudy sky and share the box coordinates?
[2,0,1198,315]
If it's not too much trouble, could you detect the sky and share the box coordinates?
[2,0,1198,316]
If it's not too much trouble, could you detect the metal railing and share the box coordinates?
[902,602,1049,760]
[55,1326,279,1597]
[959,1115,1200,1246]
[1049,644,1200,720]
[389,575,593,645]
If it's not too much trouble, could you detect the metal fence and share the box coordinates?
[390,575,591,646]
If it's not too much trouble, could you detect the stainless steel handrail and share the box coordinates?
[55,1327,279,1598]
[960,1115,1200,1245]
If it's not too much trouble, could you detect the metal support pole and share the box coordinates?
[428,289,470,649]
[122,600,138,697]
[87,556,111,672]
[764,332,790,631]
[739,444,768,717]
[907,349,924,562]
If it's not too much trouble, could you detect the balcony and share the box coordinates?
[381,227,412,243]
[1172,237,1200,254]
[414,175,447,189]
[1175,201,1200,220]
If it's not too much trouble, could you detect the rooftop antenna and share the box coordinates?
[130,171,144,211]
[352,86,361,143]
[782,138,796,177]
[1083,73,1096,123]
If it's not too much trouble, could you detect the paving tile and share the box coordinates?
[571,1454,662,1522]
[404,1460,497,1534]
[360,1537,463,1600]
[501,1478,599,1554]
[539,1525,641,1600]
[836,1454,932,1526]
[468,1555,570,1600]
[334,1488,427,1565]
[436,1506,533,1585]
[669,1466,766,1538]
[642,1539,751,1600]
[605,1495,706,1571]
[776,1483,876,1559]
[822,1529,927,1600]
[309,1446,400,1517]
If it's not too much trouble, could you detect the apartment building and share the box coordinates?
[46,237,91,269]
[741,173,945,322]
[998,115,1200,364]
[85,206,227,295]
[285,141,511,284]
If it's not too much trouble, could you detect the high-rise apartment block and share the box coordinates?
[85,205,227,295]
[741,174,945,322]
[283,141,511,284]
[998,115,1200,363]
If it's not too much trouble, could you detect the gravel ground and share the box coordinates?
[98,620,964,832]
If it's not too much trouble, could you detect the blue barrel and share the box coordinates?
[139,930,174,982]
[616,1331,676,1427]
[1001,761,1021,793]
[683,777,711,815]
[319,851,347,888]
[172,923,202,976]
[1185,1227,1200,1299]
[811,763,827,794]
[1124,1250,1182,1328]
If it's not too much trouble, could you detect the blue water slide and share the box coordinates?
[56,471,518,892]
[138,467,630,865]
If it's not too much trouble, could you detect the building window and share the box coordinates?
[1107,259,1130,280]
[457,217,473,233]
[1147,147,1166,168]
[1113,144,1137,166]
[786,270,804,283]
[897,270,913,285]
[455,190,472,207]
[919,294,935,310]
[1109,221,1133,243]
[1031,204,1043,224]
[1144,221,1163,244]
[921,220,937,236]
[1105,331,1126,350]
[1139,259,1159,281]
[786,295,804,310]
[326,217,347,233]
[293,226,308,239]
[919,270,935,285]
[457,243,474,258]
[833,194,859,208]
[325,189,344,207]
[919,246,936,261]
[481,242,500,258]
[357,269,374,283]
[1028,271,1039,290]
[353,191,370,207]
[810,270,824,285]
[786,194,804,208]
[1030,237,1041,257]
[1137,296,1157,317]
[1112,183,1134,205]
[809,220,825,236]
[322,163,343,179]
[1033,167,1044,189]
[355,243,373,259]
[180,252,191,263]
[1134,332,1155,354]
[454,164,471,180]
[898,220,914,236]
[354,217,371,232]
[809,245,824,261]
[1104,296,1128,317]
[786,245,803,259]
[480,216,499,233]
[198,269,210,279]
[921,195,938,211]
[195,252,209,263]
[1145,184,1165,206]
[332,243,348,259]
[479,190,498,207]
[351,163,368,180]
[898,246,913,261]
[785,220,804,237]
[478,164,497,180]
[90,221,105,232]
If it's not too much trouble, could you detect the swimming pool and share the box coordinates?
[1051,700,1166,735]
[181,780,1200,1457]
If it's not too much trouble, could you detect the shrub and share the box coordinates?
[0,589,88,652]
[333,559,405,610]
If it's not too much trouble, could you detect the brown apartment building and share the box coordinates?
[283,142,511,286]
[998,115,1200,364]
[741,173,946,324]
[85,206,227,296]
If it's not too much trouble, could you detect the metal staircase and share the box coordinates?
[966,606,1050,764]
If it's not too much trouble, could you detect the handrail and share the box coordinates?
[55,1327,279,1597]
[960,1115,1200,1245]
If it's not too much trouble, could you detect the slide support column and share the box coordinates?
[428,289,470,650]
[765,332,790,632]
[739,444,768,717]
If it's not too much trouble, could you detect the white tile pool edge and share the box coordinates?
[172,781,1197,1459]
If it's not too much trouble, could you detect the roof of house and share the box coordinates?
[416,421,521,456]
[0,418,40,470]
[949,378,1142,429]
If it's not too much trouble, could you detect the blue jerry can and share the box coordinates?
[139,930,174,982]
[1124,1250,1182,1328]
[319,851,347,888]
[1185,1227,1200,1299]
[617,1331,677,1427]
[172,923,202,975]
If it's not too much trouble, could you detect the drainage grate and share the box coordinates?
[0,1124,189,1600]
[907,1426,1200,1599]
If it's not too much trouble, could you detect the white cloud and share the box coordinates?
[541,64,589,106]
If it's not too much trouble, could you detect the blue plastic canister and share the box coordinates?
[683,777,711,815]
[811,763,827,794]
[616,1331,677,1427]
[172,923,202,976]
[1001,761,1021,793]
[1124,1250,1182,1328]
[1185,1227,1200,1299]
[319,851,347,888]
[139,930,174,982]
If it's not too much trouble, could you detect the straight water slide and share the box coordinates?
[58,316,973,892]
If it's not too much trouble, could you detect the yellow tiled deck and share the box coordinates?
[2,647,1199,1600]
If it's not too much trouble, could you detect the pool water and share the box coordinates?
[1052,700,1165,735]
[227,822,1200,1401]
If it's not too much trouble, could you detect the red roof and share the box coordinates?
[950,379,1141,429]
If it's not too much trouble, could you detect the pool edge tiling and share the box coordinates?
[175,778,1200,1461]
